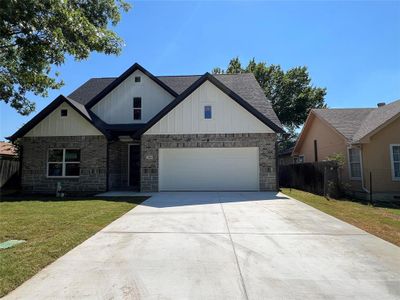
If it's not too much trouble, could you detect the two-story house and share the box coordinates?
[9,63,283,194]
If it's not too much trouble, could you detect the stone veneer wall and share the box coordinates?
[108,141,140,189]
[141,133,277,192]
[20,136,107,194]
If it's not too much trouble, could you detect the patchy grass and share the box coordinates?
[281,188,400,247]
[0,197,147,297]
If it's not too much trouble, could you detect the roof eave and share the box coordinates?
[134,73,284,137]
[85,63,179,109]
[8,95,109,142]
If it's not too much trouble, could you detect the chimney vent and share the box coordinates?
[377,102,386,107]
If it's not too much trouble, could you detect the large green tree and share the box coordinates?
[0,0,130,115]
[212,57,327,133]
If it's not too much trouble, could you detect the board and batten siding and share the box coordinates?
[92,70,175,124]
[145,81,273,135]
[25,102,102,137]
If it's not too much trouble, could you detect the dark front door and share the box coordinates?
[129,145,140,188]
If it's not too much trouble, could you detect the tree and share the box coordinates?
[0,0,130,115]
[213,57,327,131]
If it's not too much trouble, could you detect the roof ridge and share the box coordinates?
[313,107,375,111]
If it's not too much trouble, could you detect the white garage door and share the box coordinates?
[159,147,259,191]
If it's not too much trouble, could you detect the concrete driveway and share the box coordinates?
[5,192,400,299]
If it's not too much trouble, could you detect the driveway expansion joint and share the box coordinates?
[218,193,249,300]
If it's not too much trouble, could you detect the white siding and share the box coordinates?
[145,81,273,135]
[25,102,102,137]
[92,70,175,124]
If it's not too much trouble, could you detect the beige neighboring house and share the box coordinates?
[293,100,400,202]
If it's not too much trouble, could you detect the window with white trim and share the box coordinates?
[133,97,142,120]
[390,144,400,180]
[48,149,80,177]
[348,148,361,179]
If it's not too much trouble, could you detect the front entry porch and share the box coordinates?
[108,141,141,191]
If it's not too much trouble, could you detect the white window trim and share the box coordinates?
[298,155,305,163]
[47,148,80,178]
[347,147,362,180]
[390,144,400,181]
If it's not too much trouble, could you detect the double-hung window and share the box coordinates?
[133,97,142,120]
[48,149,80,177]
[348,148,362,180]
[390,144,400,181]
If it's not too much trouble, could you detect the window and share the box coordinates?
[61,109,68,117]
[133,97,142,120]
[204,105,212,119]
[348,148,362,180]
[390,144,400,181]
[48,149,80,177]
[134,76,141,83]
[293,155,304,164]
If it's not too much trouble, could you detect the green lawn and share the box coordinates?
[0,197,147,297]
[281,188,400,247]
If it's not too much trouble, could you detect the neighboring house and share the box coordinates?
[0,142,16,159]
[9,63,283,194]
[278,146,295,165]
[293,100,400,201]
[0,142,19,189]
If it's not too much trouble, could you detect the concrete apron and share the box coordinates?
[5,192,400,300]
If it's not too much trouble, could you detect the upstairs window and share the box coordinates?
[348,148,362,180]
[133,97,142,120]
[390,144,400,181]
[204,105,212,119]
[48,149,80,177]
[134,76,141,83]
[61,109,68,117]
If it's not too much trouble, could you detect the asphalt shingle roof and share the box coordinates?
[68,78,115,105]
[68,73,283,130]
[353,99,400,141]
[312,99,400,142]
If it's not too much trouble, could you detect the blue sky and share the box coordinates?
[1,0,399,139]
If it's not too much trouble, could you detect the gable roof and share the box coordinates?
[69,73,282,131]
[134,73,284,137]
[12,63,283,141]
[8,95,110,141]
[85,63,178,108]
[294,99,400,151]
[353,99,400,142]
[0,142,16,156]
[312,108,374,141]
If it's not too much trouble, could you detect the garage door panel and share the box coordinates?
[159,148,259,191]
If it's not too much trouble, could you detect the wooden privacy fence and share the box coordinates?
[0,158,20,188]
[279,161,340,197]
